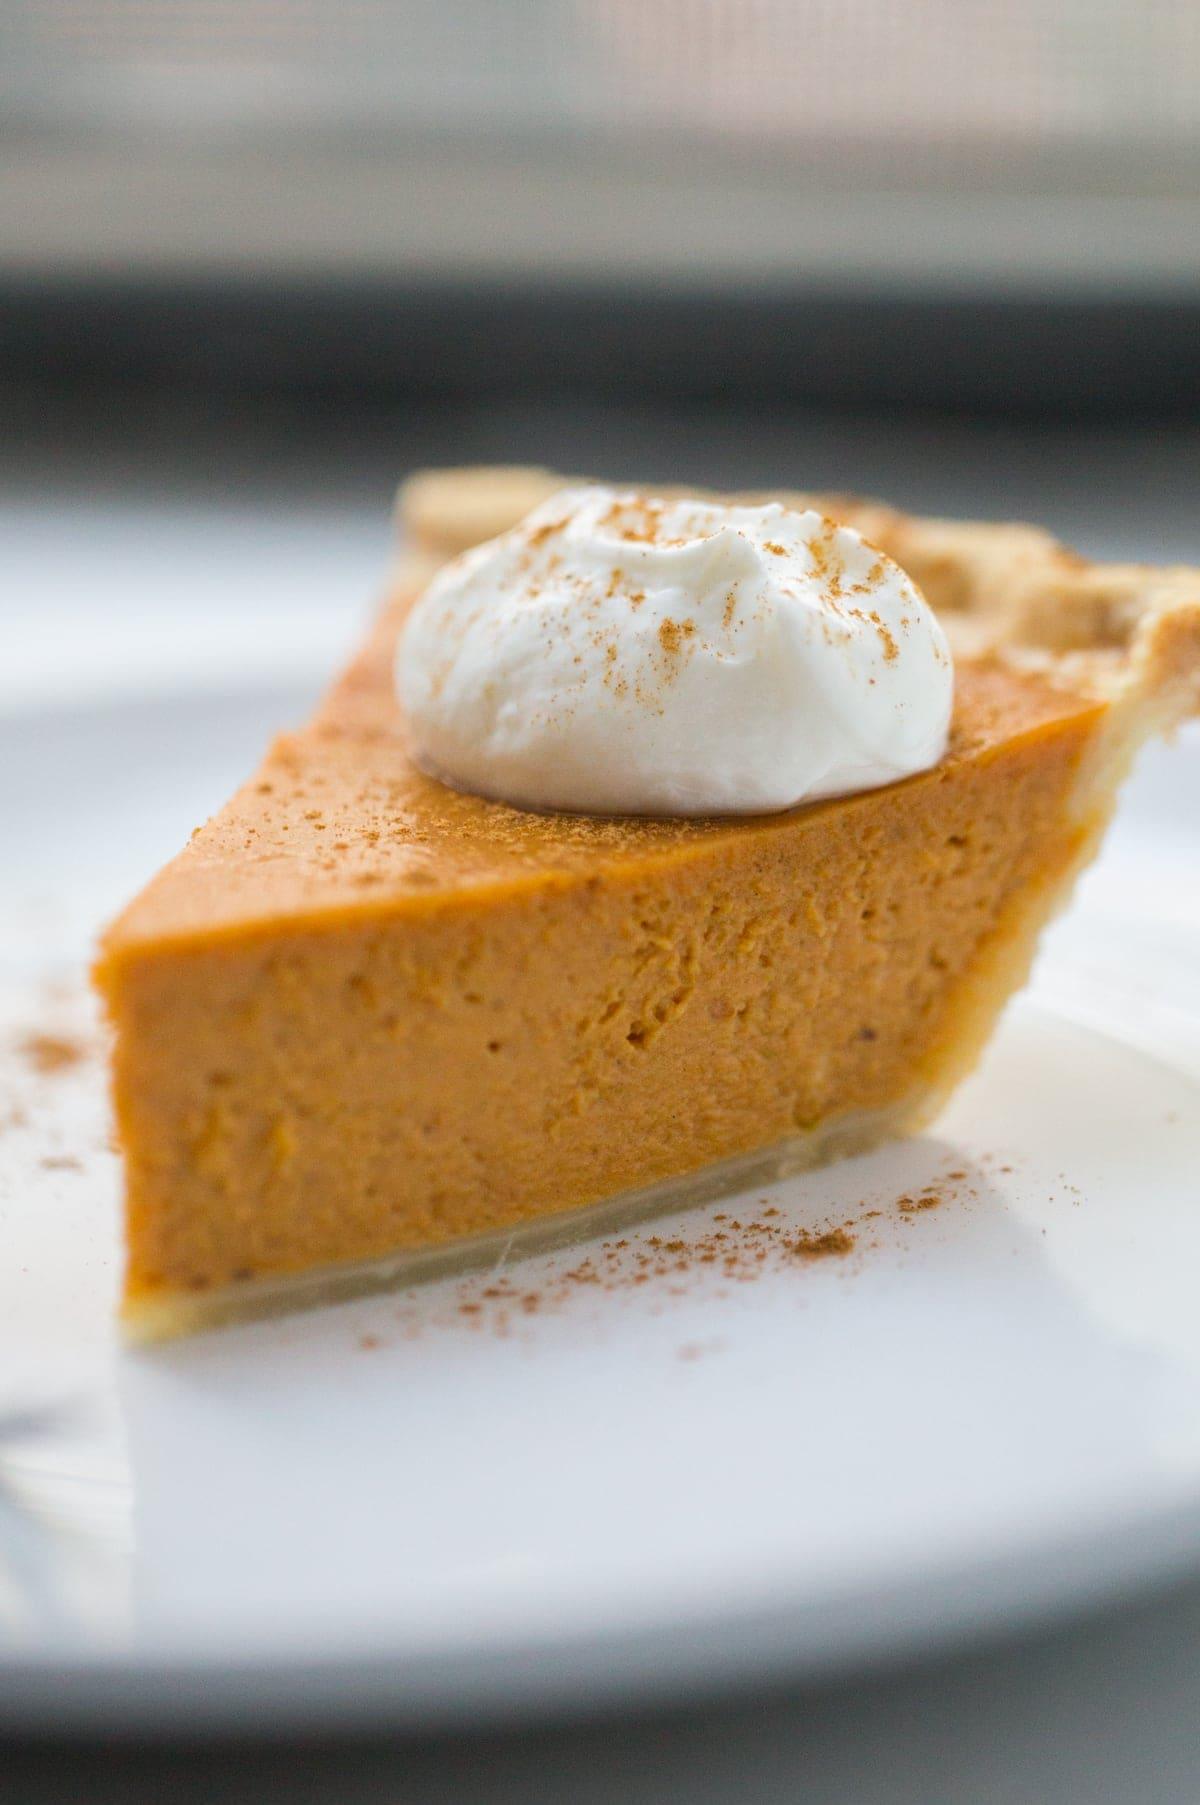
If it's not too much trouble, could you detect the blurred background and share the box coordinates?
[5,0,1200,401]
[4,0,1200,717]
[5,0,1200,714]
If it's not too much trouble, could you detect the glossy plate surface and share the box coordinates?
[1,691,1198,1732]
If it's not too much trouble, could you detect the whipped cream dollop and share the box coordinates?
[396,486,953,816]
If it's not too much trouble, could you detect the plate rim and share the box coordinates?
[2,1484,1200,1736]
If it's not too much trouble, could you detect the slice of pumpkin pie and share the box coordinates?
[95,468,1200,1337]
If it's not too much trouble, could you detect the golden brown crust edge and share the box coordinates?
[396,466,1200,730]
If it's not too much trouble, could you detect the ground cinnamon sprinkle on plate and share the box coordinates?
[897,1191,942,1214]
[17,1032,87,1076]
[383,1156,1022,1343]
[786,1226,857,1260]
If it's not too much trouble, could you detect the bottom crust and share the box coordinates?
[121,1094,931,1343]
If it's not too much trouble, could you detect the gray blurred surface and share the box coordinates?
[4,1,1200,290]
[6,1570,1200,1802]
[5,390,1200,557]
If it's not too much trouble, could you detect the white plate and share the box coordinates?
[1,691,1199,1735]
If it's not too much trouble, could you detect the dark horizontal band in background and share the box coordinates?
[4,279,1200,420]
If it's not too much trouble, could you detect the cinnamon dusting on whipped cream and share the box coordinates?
[397,485,953,817]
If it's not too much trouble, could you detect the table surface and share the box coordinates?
[5,395,1200,1803]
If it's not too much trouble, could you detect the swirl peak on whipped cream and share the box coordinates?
[396,486,953,816]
